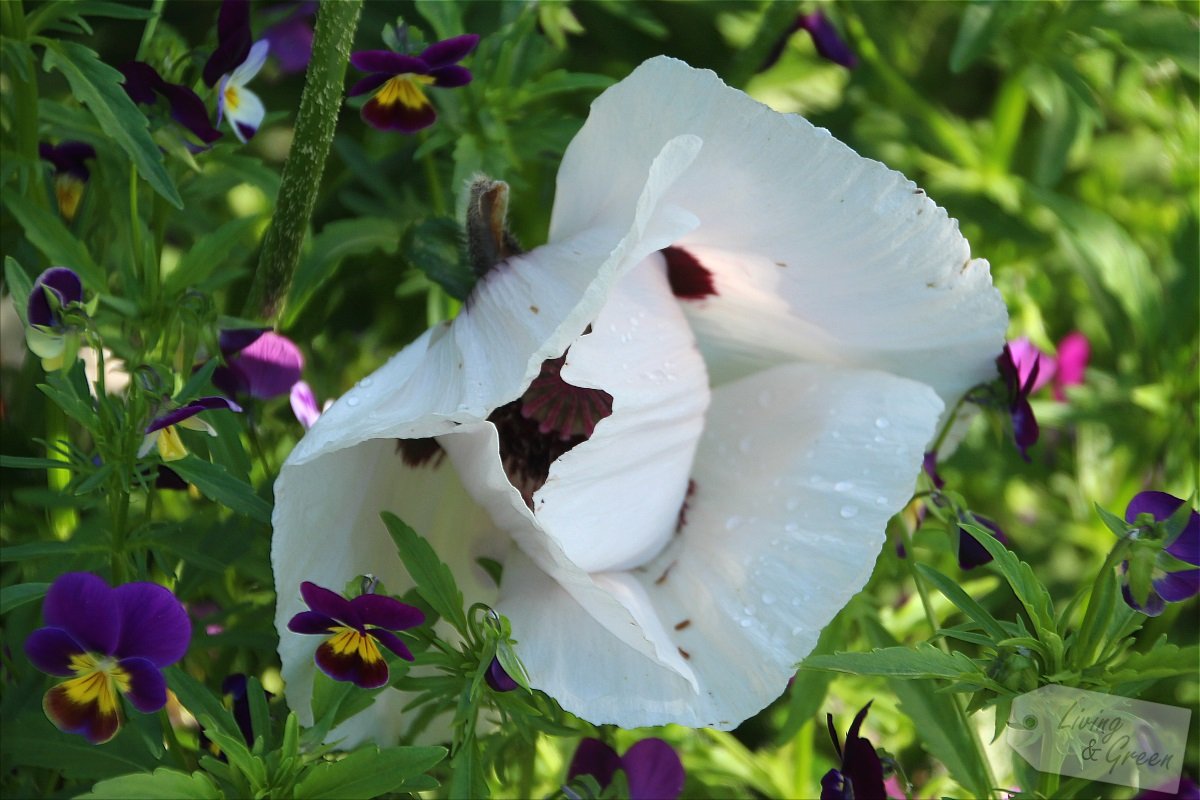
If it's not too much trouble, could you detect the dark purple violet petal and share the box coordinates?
[347,72,393,98]
[1011,397,1038,460]
[922,451,944,489]
[40,141,96,180]
[1154,568,1200,603]
[43,681,121,744]
[431,65,472,88]
[24,627,86,676]
[119,61,165,105]
[43,572,120,656]
[841,737,886,800]
[228,331,304,399]
[219,328,267,356]
[820,768,849,800]
[485,657,518,692]
[798,11,858,69]
[419,34,480,68]
[350,50,430,75]
[287,610,338,634]
[155,466,188,490]
[1126,490,1186,524]
[158,82,223,145]
[119,656,168,712]
[369,628,414,662]
[362,91,437,133]
[146,396,241,434]
[28,267,83,328]
[263,15,313,74]
[1121,582,1165,617]
[350,593,424,631]
[300,582,359,628]
[622,738,685,800]
[315,637,389,688]
[212,365,245,399]
[204,0,253,87]
[826,712,843,759]
[958,517,1006,570]
[221,673,256,746]
[568,738,622,789]
[112,582,191,666]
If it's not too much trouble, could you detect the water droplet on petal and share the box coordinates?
[784,522,799,533]
[359,377,373,388]
[875,417,889,429]
[744,605,756,616]
[725,515,742,531]
[345,396,360,407]
[740,618,754,628]
[840,505,859,519]
[876,496,888,506]
[762,593,776,605]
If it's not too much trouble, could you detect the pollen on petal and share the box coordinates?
[661,246,717,300]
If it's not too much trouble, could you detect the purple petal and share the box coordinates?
[368,628,414,662]
[300,582,359,628]
[958,517,1006,570]
[350,593,424,631]
[219,328,267,356]
[212,365,244,399]
[290,381,321,428]
[42,572,120,656]
[228,331,304,399]
[1007,338,1054,394]
[419,34,480,68]
[568,738,622,789]
[1166,514,1200,566]
[43,682,121,744]
[159,82,223,145]
[362,91,437,133]
[287,610,339,634]
[841,735,886,800]
[112,582,191,666]
[118,61,165,105]
[264,16,313,74]
[431,65,473,88]
[314,637,389,688]
[1121,582,1165,617]
[28,267,83,328]
[1154,568,1200,603]
[40,141,96,180]
[24,627,87,676]
[797,11,858,69]
[820,768,849,800]
[347,72,393,98]
[119,657,168,712]
[622,738,685,800]
[349,50,430,75]
[922,451,944,489]
[146,396,241,434]
[1011,397,1038,460]
[1125,492,1199,567]
[1052,332,1089,400]
[204,0,253,86]
[485,657,519,692]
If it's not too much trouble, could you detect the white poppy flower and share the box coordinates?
[218,40,269,143]
[271,56,1007,741]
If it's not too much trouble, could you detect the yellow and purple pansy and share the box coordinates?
[23,572,191,744]
[286,582,424,689]
[348,34,479,133]
[139,396,242,462]
[38,141,96,222]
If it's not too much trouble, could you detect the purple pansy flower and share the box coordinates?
[568,737,685,800]
[348,34,479,133]
[1119,492,1200,616]
[761,10,858,72]
[38,141,96,221]
[262,1,316,74]
[956,513,1008,571]
[213,329,304,400]
[286,582,424,689]
[139,396,242,462]
[485,656,519,692]
[119,62,223,147]
[25,267,85,371]
[23,572,191,744]
[821,702,886,800]
[996,343,1040,460]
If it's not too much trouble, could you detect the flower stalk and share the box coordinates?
[243,0,362,321]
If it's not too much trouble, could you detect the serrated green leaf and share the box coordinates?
[960,523,1058,644]
[168,456,271,523]
[41,40,182,208]
[246,676,270,752]
[0,582,50,614]
[295,745,446,799]
[381,512,468,635]
[2,188,103,287]
[4,255,34,326]
[518,69,613,101]
[804,642,985,681]
[284,217,402,327]
[1106,644,1200,684]
[76,767,221,799]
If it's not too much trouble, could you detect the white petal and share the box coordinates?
[227,87,265,143]
[503,362,942,729]
[231,40,270,85]
[533,255,709,573]
[551,56,1006,417]
[272,441,505,742]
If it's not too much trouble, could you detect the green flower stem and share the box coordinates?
[243,0,363,322]
[791,719,814,799]
[45,403,77,540]
[109,473,130,583]
[3,0,49,211]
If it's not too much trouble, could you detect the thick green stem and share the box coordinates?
[243,0,363,321]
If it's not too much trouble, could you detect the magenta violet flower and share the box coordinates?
[119,62,223,147]
[23,572,191,744]
[996,342,1040,460]
[286,582,424,689]
[213,328,304,400]
[567,737,685,800]
[1119,492,1200,616]
[760,10,858,72]
[25,267,85,372]
[139,396,242,462]
[38,141,96,222]
[1051,331,1089,401]
[485,656,519,692]
[348,34,479,133]
[821,702,887,800]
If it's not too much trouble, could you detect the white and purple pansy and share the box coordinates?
[1120,491,1200,616]
[139,396,242,462]
[25,267,85,372]
[202,0,268,143]
[286,581,425,689]
[348,34,479,133]
[568,737,685,800]
[23,572,191,744]
[272,56,1006,740]
[213,328,304,400]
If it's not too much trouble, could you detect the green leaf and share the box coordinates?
[77,768,222,799]
[0,713,158,779]
[1,189,104,287]
[949,2,1022,73]
[4,255,34,326]
[1094,7,1200,78]
[517,69,613,101]
[168,456,272,523]
[295,745,446,799]
[381,512,468,635]
[960,523,1059,645]
[0,581,49,614]
[199,714,267,789]
[284,217,401,327]
[916,563,1009,642]
[1106,643,1200,683]
[164,216,262,296]
[245,676,271,751]
[0,454,81,471]
[804,643,985,681]
[0,540,106,562]
[41,40,182,208]
[165,667,244,745]
[405,217,475,301]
